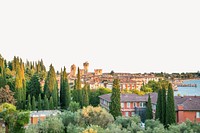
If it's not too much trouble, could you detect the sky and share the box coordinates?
[0,1,200,73]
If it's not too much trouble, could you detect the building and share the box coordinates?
[99,93,158,122]
[30,110,61,124]
[175,96,200,123]
[99,93,200,123]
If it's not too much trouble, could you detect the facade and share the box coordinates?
[99,93,157,118]
[175,96,200,123]
[99,93,200,123]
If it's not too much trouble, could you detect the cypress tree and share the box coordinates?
[161,85,166,126]
[65,78,71,109]
[44,64,57,98]
[155,84,162,121]
[49,96,54,110]
[32,96,36,111]
[109,78,121,119]
[60,68,64,108]
[60,67,71,109]
[52,86,58,108]
[27,74,41,99]
[76,67,82,106]
[44,95,49,110]
[146,94,153,119]
[166,83,176,125]
[73,79,78,102]
[27,94,31,110]
[38,94,42,110]
[82,84,89,107]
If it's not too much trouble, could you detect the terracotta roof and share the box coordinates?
[99,92,158,104]
[175,96,200,111]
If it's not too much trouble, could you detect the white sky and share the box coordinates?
[0,1,200,73]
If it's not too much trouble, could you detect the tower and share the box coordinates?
[83,61,89,74]
[70,64,76,77]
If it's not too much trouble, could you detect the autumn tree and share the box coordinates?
[0,85,16,105]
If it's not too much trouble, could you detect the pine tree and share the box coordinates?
[38,94,42,110]
[146,94,153,119]
[109,78,121,119]
[82,84,89,107]
[27,94,31,110]
[44,95,49,110]
[166,83,176,125]
[49,96,54,110]
[32,96,36,111]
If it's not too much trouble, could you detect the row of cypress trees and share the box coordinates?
[155,81,176,127]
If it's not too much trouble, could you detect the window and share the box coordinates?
[132,111,135,116]
[103,100,107,105]
[140,102,144,107]
[197,112,200,118]
[127,102,130,108]
[125,112,129,117]
[121,103,124,108]
[134,102,137,107]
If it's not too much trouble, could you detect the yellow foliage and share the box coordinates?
[82,128,97,133]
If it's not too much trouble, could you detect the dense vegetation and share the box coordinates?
[0,54,199,133]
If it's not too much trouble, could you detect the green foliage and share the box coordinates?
[155,86,162,121]
[0,76,6,88]
[109,79,121,119]
[77,67,83,107]
[27,74,41,99]
[27,94,31,110]
[44,64,57,98]
[49,96,54,110]
[166,83,176,126]
[52,86,58,109]
[146,94,153,119]
[38,94,42,110]
[161,86,166,126]
[25,124,38,133]
[60,67,71,109]
[26,116,64,133]
[132,89,145,96]
[76,106,114,128]
[82,84,89,107]
[68,101,80,112]
[67,123,85,133]
[167,120,200,133]
[60,111,76,127]
[11,111,30,133]
[0,104,29,133]
[145,119,165,133]
[72,79,79,102]
[44,95,49,110]
[32,96,36,111]
[115,115,141,129]
[107,124,128,133]
[89,88,111,107]
[126,122,144,133]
